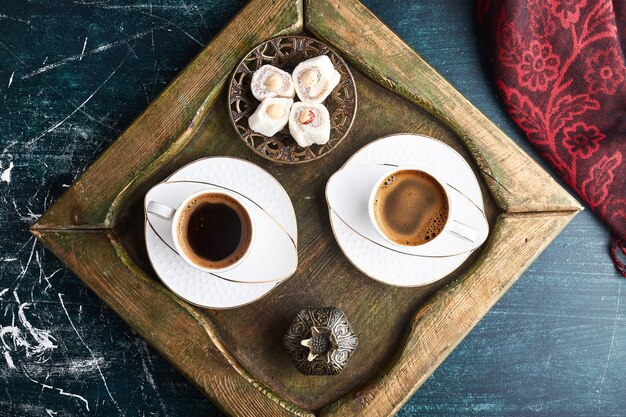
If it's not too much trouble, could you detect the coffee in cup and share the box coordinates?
[371,169,449,246]
[176,192,252,270]
[147,189,254,273]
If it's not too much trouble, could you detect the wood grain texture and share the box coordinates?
[33,0,303,230]
[32,229,306,417]
[320,213,576,416]
[25,0,582,416]
[304,0,582,214]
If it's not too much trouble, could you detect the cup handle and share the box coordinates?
[147,201,176,220]
[447,219,478,244]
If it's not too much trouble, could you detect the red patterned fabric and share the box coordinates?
[479,0,626,276]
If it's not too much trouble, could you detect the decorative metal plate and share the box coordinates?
[228,35,357,164]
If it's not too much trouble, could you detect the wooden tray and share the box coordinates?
[31,0,582,415]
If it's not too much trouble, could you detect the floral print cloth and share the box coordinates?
[479,0,626,276]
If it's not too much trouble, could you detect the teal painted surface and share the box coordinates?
[0,1,624,416]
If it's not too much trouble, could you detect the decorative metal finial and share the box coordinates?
[283,307,358,375]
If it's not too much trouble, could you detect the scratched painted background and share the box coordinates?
[0,1,624,416]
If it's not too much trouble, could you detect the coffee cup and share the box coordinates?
[368,167,478,252]
[147,189,254,273]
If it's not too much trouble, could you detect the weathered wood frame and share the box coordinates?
[32,0,581,416]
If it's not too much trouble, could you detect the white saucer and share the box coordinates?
[327,165,489,257]
[145,157,298,309]
[326,134,488,287]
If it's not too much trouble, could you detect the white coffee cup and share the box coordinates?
[368,167,480,255]
[147,189,254,273]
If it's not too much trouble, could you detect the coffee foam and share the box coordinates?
[176,193,252,270]
[373,170,448,246]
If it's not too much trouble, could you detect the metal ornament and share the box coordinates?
[228,36,357,164]
[283,307,358,375]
